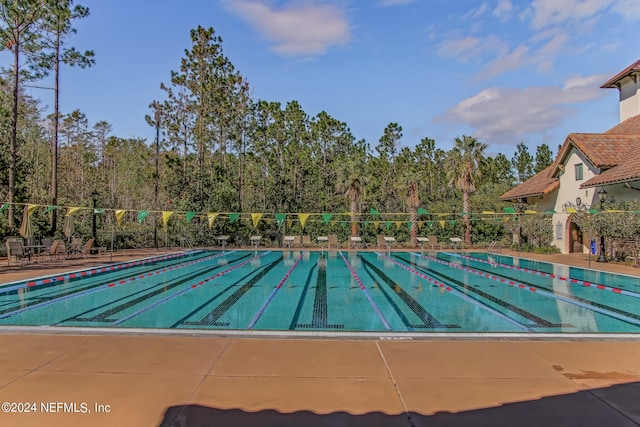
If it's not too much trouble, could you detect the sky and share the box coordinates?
[19,0,640,158]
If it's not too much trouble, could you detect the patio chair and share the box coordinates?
[48,240,66,262]
[327,234,339,250]
[302,235,311,247]
[67,237,83,259]
[77,238,95,258]
[6,238,30,266]
[427,235,441,250]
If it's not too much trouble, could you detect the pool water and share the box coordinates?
[1,250,639,333]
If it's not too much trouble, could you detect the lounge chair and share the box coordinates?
[77,238,95,258]
[428,236,441,250]
[67,237,83,259]
[6,238,30,266]
[302,235,311,247]
[328,235,339,250]
[48,240,66,262]
[283,235,296,249]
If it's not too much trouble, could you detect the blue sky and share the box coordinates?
[23,0,640,157]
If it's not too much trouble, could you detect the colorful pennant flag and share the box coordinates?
[115,209,126,225]
[418,208,429,215]
[298,213,310,229]
[162,211,173,227]
[185,211,196,223]
[45,206,58,213]
[275,213,287,227]
[138,211,150,223]
[370,208,380,215]
[229,213,240,223]
[0,203,8,213]
[207,213,219,229]
[67,207,82,216]
[251,213,263,228]
[322,213,333,224]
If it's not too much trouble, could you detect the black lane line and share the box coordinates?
[295,255,344,329]
[0,254,211,311]
[436,252,640,324]
[183,256,284,327]
[0,262,185,317]
[395,254,563,328]
[359,255,458,329]
[171,263,272,328]
[360,262,420,331]
[288,263,317,329]
[60,253,252,323]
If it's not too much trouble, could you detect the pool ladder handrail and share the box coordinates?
[487,241,502,253]
[181,237,194,250]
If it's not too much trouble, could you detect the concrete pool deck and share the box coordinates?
[0,248,639,426]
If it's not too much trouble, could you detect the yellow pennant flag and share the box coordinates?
[395,221,402,230]
[298,213,311,229]
[417,221,424,230]
[373,221,380,230]
[115,209,126,225]
[439,220,445,229]
[162,211,173,227]
[26,204,38,216]
[251,213,263,228]
[207,213,219,229]
[525,210,537,214]
[565,207,577,213]
[67,207,82,216]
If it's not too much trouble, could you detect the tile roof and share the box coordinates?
[499,165,559,201]
[581,147,640,188]
[605,114,640,135]
[601,59,640,88]
[558,133,640,169]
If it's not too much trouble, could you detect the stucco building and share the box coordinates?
[500,59,640,254]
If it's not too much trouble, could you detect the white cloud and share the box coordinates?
[492,0,513,21]
[612,0,640,20]
[225,1,350,56]
[529,0,615,29]
[437,74,610,145]
[437,34,508,60]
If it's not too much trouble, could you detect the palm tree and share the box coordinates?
[446,135,487,245]
[344,176,363,238]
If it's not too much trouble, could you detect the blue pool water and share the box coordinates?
[1,250,639,333]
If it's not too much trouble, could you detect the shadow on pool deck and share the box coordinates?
[160,380,640,427]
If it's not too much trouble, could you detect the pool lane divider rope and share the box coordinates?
[1,250,203,294]
[113,251,271,326]
[339,251,392,331]
[446,252,640,300]
[0,251,235,320]
[376,252,532,332]
[419,253,640,327]
[247,251,306,329]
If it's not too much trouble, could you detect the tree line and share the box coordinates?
[0,6,556,248]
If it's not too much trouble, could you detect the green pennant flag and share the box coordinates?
[275,213,287,226]
[370,208,380,215]
[363,221,369,227]
[229,213,240,223]
[503,207,516,214]
[418,208,428,215]
[45,205,58,212]
[545,210,556,215]
[94,209,104,215]
[322,213,333,224]
[185,211,196,223]
[449,220,456,227]
[589,209,599,214]
[407,221,412,227]
[0,203,8,213]
[385,221,392,230]
[428,221,434,228]
[138,211,150,223]
[340,221,347,227]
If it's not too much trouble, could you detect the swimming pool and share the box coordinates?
[1,250,639,334]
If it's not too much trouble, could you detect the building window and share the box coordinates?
[556,222,563,240]
[575,163,583,181]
